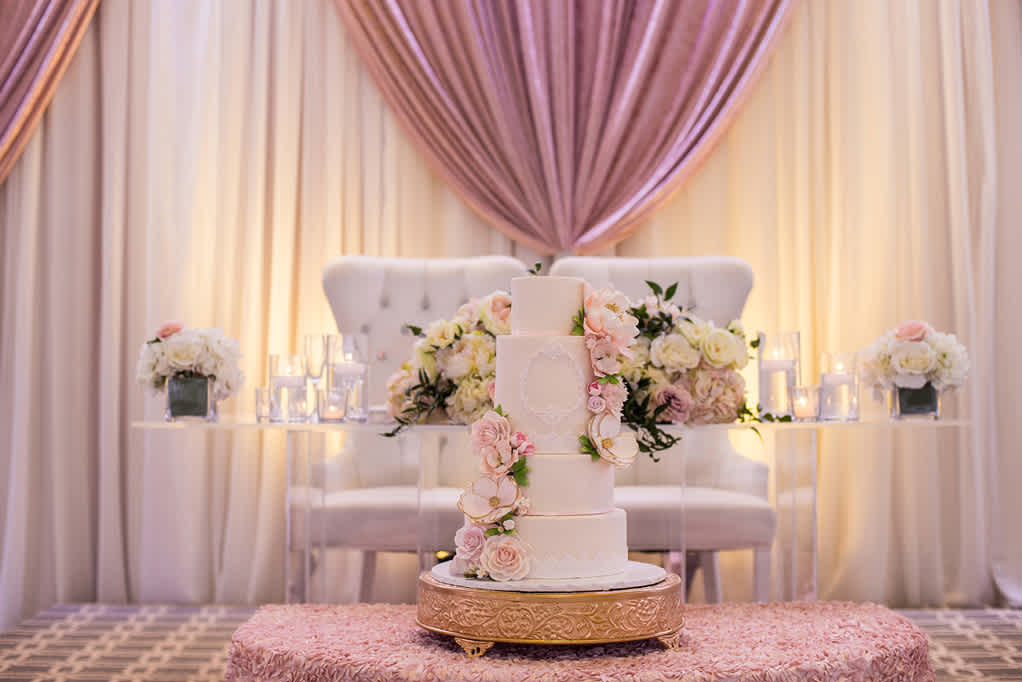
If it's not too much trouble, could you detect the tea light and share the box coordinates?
[819,352,860,422]
[790,386,820,422]
[317,388,346,423]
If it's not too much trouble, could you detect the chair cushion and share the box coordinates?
[616,486,776,551]
[290,485,777,554]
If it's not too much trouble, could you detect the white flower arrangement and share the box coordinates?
[385,292,508,432]
[859,320,968,398]
[135,321,244,402]
[619,282,753,451]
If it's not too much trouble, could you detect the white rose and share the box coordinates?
[700,328,738,368]
[649,333,700,373]
[412,339,439,380]
[890,341,937,388]
[425,318,462,349]
[162,330,204,371]
[678,316,710,346]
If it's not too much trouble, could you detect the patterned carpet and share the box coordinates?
[0,604,1018,681]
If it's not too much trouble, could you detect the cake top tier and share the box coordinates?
[510,276,584,336]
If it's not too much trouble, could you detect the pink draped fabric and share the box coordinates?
[0,0,98,185]
[335,0,794,254]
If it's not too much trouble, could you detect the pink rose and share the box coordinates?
[156,320,183,339]
[454,520,486,563]
[600,381,627,418]
[587,395,607,413]
[895,320,932,342]
[480,442,516,475]
[510,432,535,456]
[479,534,531,581]
[588,381,602,396]
[588,338,622,377]
[689,369,745,424]
[487,379,496,401]
[653,382,695,424]
[470,410,511,453]
[488,293,512,323]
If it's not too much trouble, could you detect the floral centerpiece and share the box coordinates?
[616,281,753,456]
[384,292,509,434]
[859,320,968,418]
[136,321,244,421]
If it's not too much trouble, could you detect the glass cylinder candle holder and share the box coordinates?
[757,331,800,417]
[254,386,273,423]
[317,388,347,423]
[818,352,859,422]
[328,333,370,423]
[269,353,308,423]
[790,386,820,422]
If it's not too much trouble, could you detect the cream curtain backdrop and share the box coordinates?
[0,0,1018,629]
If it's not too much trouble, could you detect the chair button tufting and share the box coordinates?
[360,324,370,335]
[421,298,430,311]
[380,298,389,308]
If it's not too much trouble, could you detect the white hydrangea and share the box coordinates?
[445,373,492,424]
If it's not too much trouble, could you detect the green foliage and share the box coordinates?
[750,336,761,349]
[484,527,501,537]
[571,306,585,336]
[578,434,600,461]
[528,262,543,275]
[629,302,677,341]
[493,404,506,417]
[509,458,530,487]
[405,324,425,337]
[620,376,681,463]
[382,367,457,437]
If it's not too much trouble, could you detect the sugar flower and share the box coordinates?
[454,520,487,563]
[587,413,638,468]
[478,534,531,582]
[458,474,520,524]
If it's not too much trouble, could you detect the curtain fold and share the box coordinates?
[335,0,794,255]
[0,0,99,185]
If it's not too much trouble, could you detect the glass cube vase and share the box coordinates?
[890,383,940,420]
[165,374,218,422]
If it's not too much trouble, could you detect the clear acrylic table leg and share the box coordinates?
[770,428,818,601]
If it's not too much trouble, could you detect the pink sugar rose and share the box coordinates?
[479,441,516,475]
[587,395,607,413]
[600,381,627,418]
[454,520,486,563]
[510,431,534,456]
[588,338,622,377]
[471,410,511,453]
[653,382,695,424]
[487,379,496,401]
[895,320,932,342]
[588,381,602,396]
[488,293,511,322]
[156,320,183,339]
[479,534,531,582]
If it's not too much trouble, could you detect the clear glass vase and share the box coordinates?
[890,382,940,420]
[165,374,218,422]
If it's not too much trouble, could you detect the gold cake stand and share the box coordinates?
[417,571,685,657]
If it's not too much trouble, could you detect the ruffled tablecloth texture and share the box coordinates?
[225,601,934,682]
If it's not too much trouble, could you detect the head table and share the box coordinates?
[133,416,968,606]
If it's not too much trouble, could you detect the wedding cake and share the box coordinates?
[450,276,642,583]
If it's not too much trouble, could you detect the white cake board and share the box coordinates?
[431,560,666,593]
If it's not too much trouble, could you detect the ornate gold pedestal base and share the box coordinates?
[417,571,684,657]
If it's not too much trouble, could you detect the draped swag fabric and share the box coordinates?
[335,0,794,255]
[0,0,99,184]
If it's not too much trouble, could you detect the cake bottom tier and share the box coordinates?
[515,508,627,580]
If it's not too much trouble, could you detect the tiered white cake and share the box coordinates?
[494,276,627,580]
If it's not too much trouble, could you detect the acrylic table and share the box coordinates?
[132,416,969,605]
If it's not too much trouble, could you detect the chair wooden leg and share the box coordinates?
[753,547,771,602]
[698,551,723,603]
[358,551,377,603]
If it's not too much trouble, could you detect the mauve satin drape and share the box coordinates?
[336,0,794,254]
[0,0,98,185]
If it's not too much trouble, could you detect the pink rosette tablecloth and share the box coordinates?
[225,601,934,682]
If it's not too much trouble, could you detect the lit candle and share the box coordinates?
[793,395,815,419]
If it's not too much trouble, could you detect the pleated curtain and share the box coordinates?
[335,0,794,254]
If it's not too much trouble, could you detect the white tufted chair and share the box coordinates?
[550,256,776,602]
[299,255,528,601]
